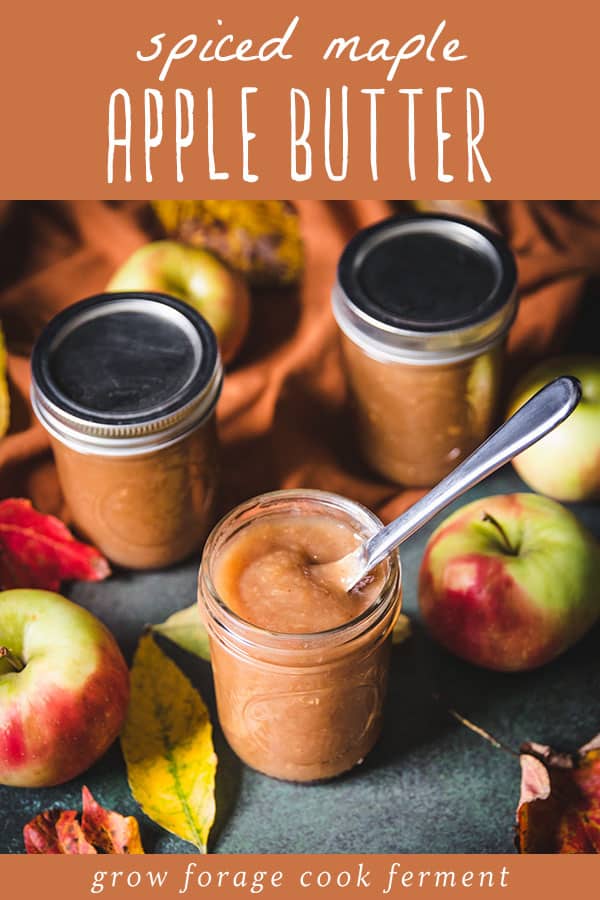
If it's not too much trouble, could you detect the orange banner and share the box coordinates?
[1,0,599,197]
[2,854,600,898]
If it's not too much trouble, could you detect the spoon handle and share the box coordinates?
[360,376,581,574]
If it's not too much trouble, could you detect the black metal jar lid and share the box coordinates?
[31,292,222,455]
[332,213,518,363]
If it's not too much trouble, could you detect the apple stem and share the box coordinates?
[0,646,24,672]
[482,512,518,556]
[445,705,520,757]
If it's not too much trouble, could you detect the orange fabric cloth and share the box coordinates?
[0,200,597,528]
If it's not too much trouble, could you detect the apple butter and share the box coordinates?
[333,214,518,487]
[198,489,401,782]
[31,292,222,569]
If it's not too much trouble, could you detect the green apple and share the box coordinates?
[419,493,600,671]
[0,590,129,787]
[107,240,251,365]
[507,356,600,501]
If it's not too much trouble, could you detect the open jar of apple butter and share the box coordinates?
[333,214,518,487]
[198,489,401,782]
[31,292,222,569]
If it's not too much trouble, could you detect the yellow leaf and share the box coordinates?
[392,613,412,646]
[0,325,10,439]
[152,200,304,286]
[153,604,210,660]
[121,633,217,851]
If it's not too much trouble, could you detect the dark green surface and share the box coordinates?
[0,467,599,855]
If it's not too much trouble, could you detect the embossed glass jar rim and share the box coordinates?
[333,214,519,365]
[199,489,401,665]
[31,292,223,457]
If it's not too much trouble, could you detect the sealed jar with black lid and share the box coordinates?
[333,214,518,487]
[31,292,222,569]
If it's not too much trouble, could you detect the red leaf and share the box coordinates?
[25,808,96,855]
[446,707,600,854]
[81,786,144,854]
[0,499,110,590]
[517,739,600,853]
[55,811,97,854]
[23,810,63,854]
[24,788,144,854]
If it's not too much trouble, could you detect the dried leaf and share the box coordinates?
[152,200,303,286]
[517,738,600,852]
[447,707,600,853]
[24,788,143,854]
[81,786,144,854]
[0,325,10,440]
[121,633,217,851]
[24,810,67,854]
[0,499,110,590]
[153,604,211,660]
[54,811,97,854]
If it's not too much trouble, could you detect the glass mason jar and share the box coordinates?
[198,489,401,783]
[31,292,222,570]
[333,214,519,487]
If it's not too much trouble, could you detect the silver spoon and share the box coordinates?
[315,376,581,592]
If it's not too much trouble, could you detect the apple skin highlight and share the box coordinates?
[0,590,129,787]
[419,493,600,672]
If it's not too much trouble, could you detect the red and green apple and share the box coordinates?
[419,493,600,672]
[0,590,129,787]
